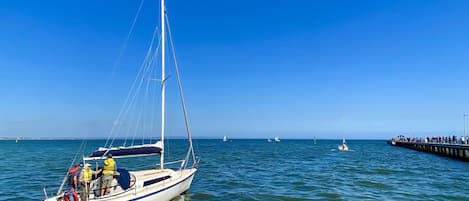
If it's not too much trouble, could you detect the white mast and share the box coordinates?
[160,0,166,169]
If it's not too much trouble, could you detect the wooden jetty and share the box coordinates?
[388,140,469,161]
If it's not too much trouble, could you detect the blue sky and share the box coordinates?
[1,0,469,139]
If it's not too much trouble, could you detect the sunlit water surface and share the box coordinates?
[1,139,468,201]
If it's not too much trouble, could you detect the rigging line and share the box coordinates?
[107,25,160,147]
[142,69,150,145]
[105,60,145,147]
[108,26,160,148]
[146,30,162,144]
[112,53,152,148]
[121,68,148,146]
[114,46,152,143]
[105,0,148,146]
[140,62,153,146]
[141,33,162,145]
[57,139,87,195]
[135,32,161,145]
[109,0,146,79]
[117,36,158,147]
[149,67,157,144]
[166,13,196,164]
[150,59,160,144]
[144,38,162,145]
[123,112,136,146]
[123,31,161,147]
[131,101,145,146]
[142,55,157,145]
[105,58,146,147]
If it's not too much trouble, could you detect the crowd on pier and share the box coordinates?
[393,135,469,145]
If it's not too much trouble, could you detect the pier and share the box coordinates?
[388,139,469,161]
[389,113,469,161]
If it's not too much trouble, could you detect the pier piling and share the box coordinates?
[388,140,469,161]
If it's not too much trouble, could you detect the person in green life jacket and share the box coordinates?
[100,153,116,196]
[80,163,101,201]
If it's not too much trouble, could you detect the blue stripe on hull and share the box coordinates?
[129,172,195,201]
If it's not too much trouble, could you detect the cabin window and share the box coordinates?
[143,176,171,187]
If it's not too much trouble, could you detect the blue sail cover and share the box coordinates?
[89,144,162,158]
[116,168,131,190]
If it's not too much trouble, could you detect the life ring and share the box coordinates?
[63,190,78,201]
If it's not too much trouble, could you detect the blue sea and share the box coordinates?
[1,139,468,201]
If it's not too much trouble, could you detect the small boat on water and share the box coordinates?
[338,137,349,151]
[274,136,280,143]
[223,135,228,142]
[267,138,272,143]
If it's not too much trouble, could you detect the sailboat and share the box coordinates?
[267,138,272,143]
[223,135,228,142]
[338,137,349,151]
[43,0,198,200]
[274,136,280,143]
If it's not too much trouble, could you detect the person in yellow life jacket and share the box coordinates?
[100,153,116,197]
[80,163,100,201]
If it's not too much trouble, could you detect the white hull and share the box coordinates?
[274,137,280,142]
[45,168,196,201]
[338,144,349,151]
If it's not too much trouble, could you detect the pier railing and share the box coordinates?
[388,137,469,161]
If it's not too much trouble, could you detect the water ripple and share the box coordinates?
[1,139,469,201]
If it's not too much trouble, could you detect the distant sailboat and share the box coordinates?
[16,137,19,143]
[267,138,272,143]
[338,137,349,151]
[223,135,228,142]
[274,136,280,143]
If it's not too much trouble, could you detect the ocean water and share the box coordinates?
[1,139,468,201]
